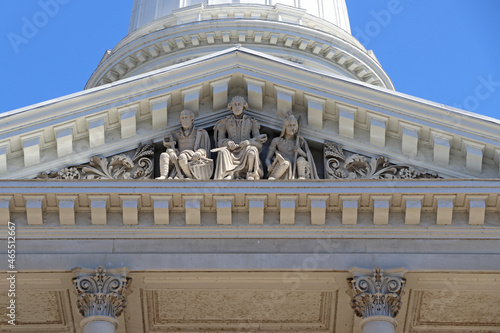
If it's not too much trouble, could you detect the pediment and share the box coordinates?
[1,47,499,180]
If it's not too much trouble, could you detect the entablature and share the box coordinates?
[1,179,500,237]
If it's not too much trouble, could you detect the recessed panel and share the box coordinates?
[145,289,336,332]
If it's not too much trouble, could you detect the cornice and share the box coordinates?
[1,179,500,230]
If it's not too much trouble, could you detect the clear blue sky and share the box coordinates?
[1,1,499,119]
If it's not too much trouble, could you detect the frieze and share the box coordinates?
[324,140,438,180]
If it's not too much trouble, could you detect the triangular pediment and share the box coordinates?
[1,47,499,180]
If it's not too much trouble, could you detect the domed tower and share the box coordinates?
[85,0,393,90]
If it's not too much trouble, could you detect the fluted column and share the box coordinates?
[348,267,406,333]
[73,266,132,333]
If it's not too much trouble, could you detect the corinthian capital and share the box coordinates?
[73,266,132,320]
[348,267,406,319]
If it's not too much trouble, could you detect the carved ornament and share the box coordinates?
[73,266,132,319]
[348,267,406,319]
[324,140,438,179]
[37,142,154,180]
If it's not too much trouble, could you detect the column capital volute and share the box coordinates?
[73,266,132,321]
[347,266,407,319]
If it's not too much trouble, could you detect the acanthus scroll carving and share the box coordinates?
[73,266,132,319]
[348,267,406,319]
[324,140,438,180]
[37,142,154,180]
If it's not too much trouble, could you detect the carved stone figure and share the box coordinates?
[212,96,267,180]
[156,109,212,180]
[265,113,319,180]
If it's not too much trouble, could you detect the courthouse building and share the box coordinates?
[1,1,500,332]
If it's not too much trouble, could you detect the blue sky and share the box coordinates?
[1,0,499,119]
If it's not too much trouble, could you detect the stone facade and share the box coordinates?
[0,1,499,332]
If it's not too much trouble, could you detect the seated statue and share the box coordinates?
[212,96,267,180]
[156,109,212,180]
[265,113,319,180]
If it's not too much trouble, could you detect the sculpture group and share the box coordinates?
[38,95,436,180]
[156,96,317,180]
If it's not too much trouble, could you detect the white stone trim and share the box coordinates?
[120,195,141,225]
[462,139,485,174]
[402,195,424,225]
[309,195,328,225]
[434,195,455,225]
[372,195,391,225]
[245,77,265,111]
[88,195,109,225]
[184,195,202,225]
[214,195,233,225]
[247,195,266,225]
[368,113,388,147]
[210,78,231,111]
[151,195,172,225]
[118,104,139,139]
[24,195,46,225]
[466,195,488,225]
[400,122,421,157]
[86,113,108,148]
[278,195,297,225]
[57,195,77,226]
[338,104,357,139]
[150,95,170,130]
[341,196,360,225]
[275,86,295,118]
[53,122,77,157]
[431,131,453,166]
[0,196,12,225]
[20,131,44,167]
[0,141,9,174]
[182,85,202,114]
[304,94,326,130]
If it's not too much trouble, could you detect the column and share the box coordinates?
[348,267,406,333]
[73,266,132,333]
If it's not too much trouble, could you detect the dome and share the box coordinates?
[129,0,350,33]
[86,0,394,90]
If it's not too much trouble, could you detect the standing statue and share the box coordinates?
[156,109,212,180]
[212,96,267,180]
[265,113,319,180]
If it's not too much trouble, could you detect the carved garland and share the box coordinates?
[37,142,154,180]
[324,140,437,180]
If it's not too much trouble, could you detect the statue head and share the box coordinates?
[228,96,248,117]
[180,109,195,129]
[280,112,299,137]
